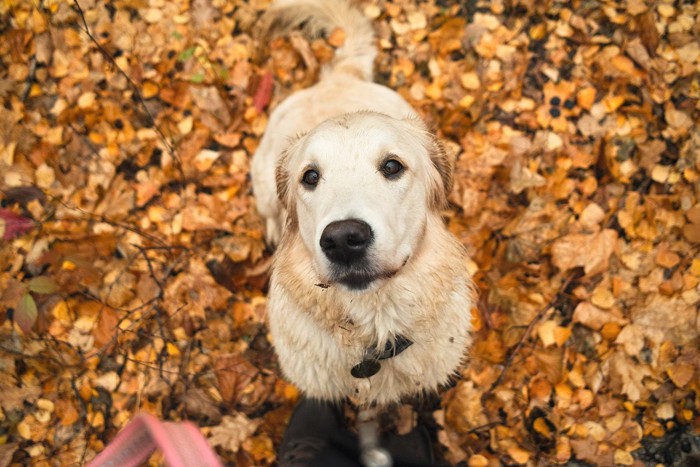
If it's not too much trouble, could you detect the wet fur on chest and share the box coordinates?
[267,217,474,405]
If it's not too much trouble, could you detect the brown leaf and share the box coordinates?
[445,381,488,433]
[0,384,42,412]
[637,11,659,56]
[15,293,38,334]
[667,363,695,388]
[0,443,18,466]
[472,330,506,364]
[183,388,222,423]
[210,413,262,453]
[572,302,627,331]
[551,229,618,275]
[93,306,119,350]
[630,295,698,346]
[55,399,80,426]
[214,354,259,403]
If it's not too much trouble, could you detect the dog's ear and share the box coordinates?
[427,136,453,209]
[275,152,292,209]
[275,133,306,221]
[401,116,453,209]
[275,151,298,229]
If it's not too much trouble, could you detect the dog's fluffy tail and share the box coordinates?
[261,0,376,81]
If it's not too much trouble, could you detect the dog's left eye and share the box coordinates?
[380,159,404,178]
[302,169,320,188]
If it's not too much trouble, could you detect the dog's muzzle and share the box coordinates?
[320,219,373,266]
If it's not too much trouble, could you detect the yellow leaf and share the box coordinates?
[467,454,489,467]
[458,95,475,109]
[533,417,553,438]
[611,55,636,75]
[690,259,700,276]
[507,445,531,464]
[425,81,442,100]
[553,326,572,346]
[17,419,32,439]
[167,342,181,357]
[603,95,625,112]
[537,320,557,347]
[460,72,480,90]
[614,449,634,466]
[77,92,96,109]
[591,285,615,309]
[89,411,105,428]
[142,81,159,99]
[36,399,54,412]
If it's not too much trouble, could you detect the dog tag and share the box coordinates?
[351,359,381,378]
[376,335,413,360]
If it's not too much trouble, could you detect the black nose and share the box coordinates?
[320,219,373,265]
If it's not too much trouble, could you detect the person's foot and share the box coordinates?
[278,398,435,466]
[278,398,347,466]
[382,425,435,466]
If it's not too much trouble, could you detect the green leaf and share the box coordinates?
[190,72,205,83]
[28,276,59,294]
[217,67,229,80]
[171,31,183,40]
[178,46,196,62]
[15,293,38,334]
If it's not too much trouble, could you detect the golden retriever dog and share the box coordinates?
[252,0,474,406]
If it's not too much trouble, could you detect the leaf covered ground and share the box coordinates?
[1,0,699,465]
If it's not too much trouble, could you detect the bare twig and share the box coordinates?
[486,272,578,393]
[132,244,166,292]
[71,0,183,176]
[21,56,37,101]
[47,195,169,246]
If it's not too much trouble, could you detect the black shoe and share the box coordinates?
[278,398,359,467]
[279,399,435,467]
[382,424,435,466]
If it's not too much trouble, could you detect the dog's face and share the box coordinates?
[276,112,451,290]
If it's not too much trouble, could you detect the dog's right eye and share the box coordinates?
[380,159,404,179]
[301,169,320,188]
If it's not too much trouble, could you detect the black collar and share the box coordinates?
[350,335,413,378]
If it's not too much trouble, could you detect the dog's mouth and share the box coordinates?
[320,256,409,290]
[337,269,397,290]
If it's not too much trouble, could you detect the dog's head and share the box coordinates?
[276,111,452,290]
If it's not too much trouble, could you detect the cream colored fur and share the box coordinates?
[252,0,474,406]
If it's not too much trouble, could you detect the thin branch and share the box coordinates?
[486,272,578,393]
[132,244,165,292]
[21,56,37,101]
[71,0,183,176]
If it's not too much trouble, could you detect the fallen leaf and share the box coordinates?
[209,413,262,453]
[572,302,626,331]
[551,229,618,275]
[253,72,274,113]
[15,293,38,334]
[0,209,35,240]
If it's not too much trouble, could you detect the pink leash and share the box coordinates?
[88,413,223,467]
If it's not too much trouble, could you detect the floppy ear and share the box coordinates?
[401,116,453,210]
[275,134,306,223]
[275,151,292,209]
[427,136,453,210]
